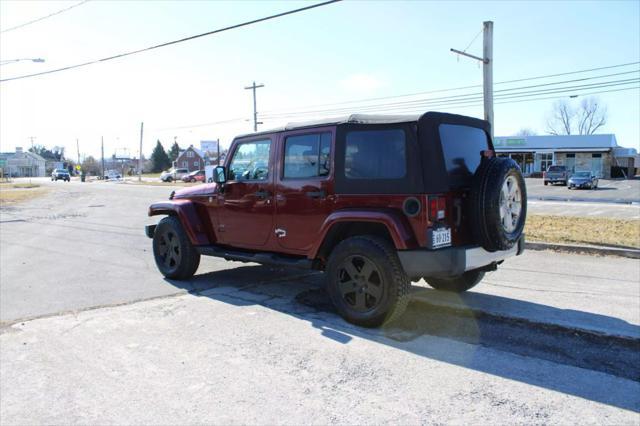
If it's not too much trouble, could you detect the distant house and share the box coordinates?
[2,147,46,177]
[175,145,204,172]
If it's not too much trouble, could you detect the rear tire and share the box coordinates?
[426,269,485,293]
[325,235,410,328]
[152,216,200,280]
[544,181,548,186]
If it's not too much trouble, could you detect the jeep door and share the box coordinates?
[275,128,334,253]
[216,137,275,248]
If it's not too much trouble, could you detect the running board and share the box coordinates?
[196,245,313,270]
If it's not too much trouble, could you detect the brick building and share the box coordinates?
[174,145,205,172]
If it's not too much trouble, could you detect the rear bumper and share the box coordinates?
[398,235,525,280]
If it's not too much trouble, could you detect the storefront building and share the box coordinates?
[493,134,636,178]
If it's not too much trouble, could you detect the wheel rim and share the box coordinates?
[336,255,384,313]
[157,229,181,271]
[499,175,522,233]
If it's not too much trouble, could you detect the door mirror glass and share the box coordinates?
[213,166,226,184]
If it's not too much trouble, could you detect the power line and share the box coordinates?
[260,61,640,114]
[261,86,640,121]
[261,75,639,119]
[1,0,91,34]
[261,79,639,119]
[0,0,342,83]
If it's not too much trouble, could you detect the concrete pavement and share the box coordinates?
[2,178,640,423]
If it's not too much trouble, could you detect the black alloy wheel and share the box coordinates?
[326,235,410,327]
[152,216,200,279]
[336,254,384,313]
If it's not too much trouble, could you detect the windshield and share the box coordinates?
[548,166,565,172]
[55,169,67,173]
[573,171,591,177]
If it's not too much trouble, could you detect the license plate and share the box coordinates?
[432,227,452,249]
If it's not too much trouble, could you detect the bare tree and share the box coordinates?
[546,100,574,135]
[515,128,537,136]
[577,97,607,135]
[546,97,607,135]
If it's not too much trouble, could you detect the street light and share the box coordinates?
[0,58,45,66]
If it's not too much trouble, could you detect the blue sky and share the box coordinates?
[1,0,638,159]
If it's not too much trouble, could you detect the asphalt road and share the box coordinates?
[525,178,640,204]
[1,178,639,423]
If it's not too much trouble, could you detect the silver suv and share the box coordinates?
[160,168,189,182]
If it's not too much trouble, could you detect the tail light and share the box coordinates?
[428,196,446,222]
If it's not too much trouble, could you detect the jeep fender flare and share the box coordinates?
[148,200,211,245]
[309,210,417,259]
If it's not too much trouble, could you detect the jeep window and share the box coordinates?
[228,139,271,181]
[345,129,406,179]
[438,124,488,187]
[284,132,331,179]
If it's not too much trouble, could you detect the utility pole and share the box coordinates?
[138,122,144,182]
[76,138,81,174]
[450,21,494,138]
[28,136,36,151]
[244,81,264,132]
[101,136,105,178]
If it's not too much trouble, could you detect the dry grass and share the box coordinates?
[525,214,640,248]
[0,188,47,205]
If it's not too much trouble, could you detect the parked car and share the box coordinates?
[51,169,70,182]
[182,170,205,183]
[160,168,189,182]
[145,112,527,327]
[543,165,568,186]
[568,171,598,189]
[104,170,121,180]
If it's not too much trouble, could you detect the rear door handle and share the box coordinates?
[254,189,270,200]
[305,190,325,199]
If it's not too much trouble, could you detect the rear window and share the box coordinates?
[345,129,406,179]
[438,124,488,187]
[547,166,566,172]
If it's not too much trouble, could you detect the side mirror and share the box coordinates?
[213,166,226,184]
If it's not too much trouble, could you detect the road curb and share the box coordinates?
[411,293,639,344]
[525,241,640,259]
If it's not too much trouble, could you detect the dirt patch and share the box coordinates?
[525,214,640,248]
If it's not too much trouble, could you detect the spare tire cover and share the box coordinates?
[470,157,527,252]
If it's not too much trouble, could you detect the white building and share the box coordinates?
[494,134,637,178]
[2,147,46,177]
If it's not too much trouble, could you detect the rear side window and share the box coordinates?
[283,133,331,179]
[345,129,406,179]
[438,124,488,186]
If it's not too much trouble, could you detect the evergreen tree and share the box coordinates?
[168,141,181,162]
[150,140,171,172]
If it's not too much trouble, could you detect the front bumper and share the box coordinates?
[569,181,591,188]
[398,235,525,280]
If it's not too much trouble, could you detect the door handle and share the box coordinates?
[254,189,270,200]
[305,190,325,199]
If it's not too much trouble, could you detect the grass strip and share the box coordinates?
[525,214,640,249]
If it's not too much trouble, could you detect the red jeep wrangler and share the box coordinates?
[146,112,526,327]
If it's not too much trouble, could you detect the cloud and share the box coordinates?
[339,73,387,93]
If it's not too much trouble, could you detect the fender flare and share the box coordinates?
[308,209,417,259]
[148,200,211,246]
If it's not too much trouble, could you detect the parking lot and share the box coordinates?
[1,178,639,423]
[525,177,640,204]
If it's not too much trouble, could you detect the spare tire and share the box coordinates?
[470,157,526,252]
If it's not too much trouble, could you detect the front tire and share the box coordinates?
[426,269,485,293]
[152,216,200,279]
[325,235,410,327]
